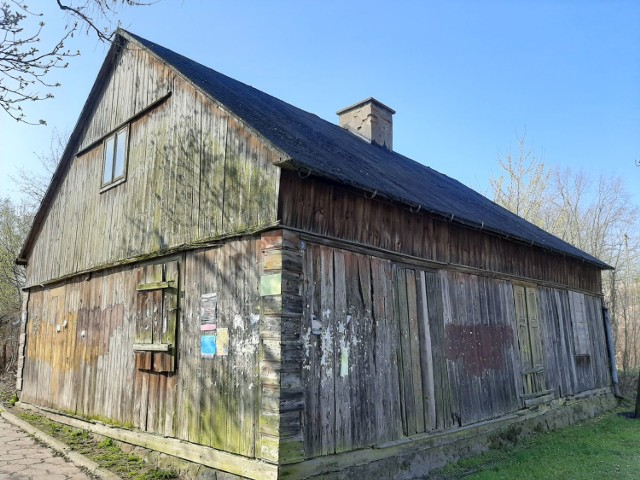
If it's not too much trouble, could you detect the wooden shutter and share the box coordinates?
[514,285,532,371]
[134,261,179,373]
[526,288,543,369]
[569,291,590,356]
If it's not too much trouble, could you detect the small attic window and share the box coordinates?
[102,126,129,189]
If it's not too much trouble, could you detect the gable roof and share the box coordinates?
[18,30,610,270]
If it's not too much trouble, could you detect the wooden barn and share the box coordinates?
[15,30,617,479]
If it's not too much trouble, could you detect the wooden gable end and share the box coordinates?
[25,39,281,287]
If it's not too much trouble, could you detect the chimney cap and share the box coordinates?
[336,97,396,116]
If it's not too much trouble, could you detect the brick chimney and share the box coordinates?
[337,98,395,150]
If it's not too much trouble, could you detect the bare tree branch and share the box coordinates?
[10,127,66,210]
[1,0,156,124]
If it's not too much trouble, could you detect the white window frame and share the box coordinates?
[101,125,129,191]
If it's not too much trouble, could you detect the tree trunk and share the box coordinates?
[635,369,640,418]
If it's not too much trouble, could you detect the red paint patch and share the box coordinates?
[446,324,514,376]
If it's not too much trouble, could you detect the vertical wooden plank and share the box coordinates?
[417,271,436,430]
[227,240,243,454]
[333,250,351,452]
[395,266,416,436]
[186,250,203,444]
[374,256,403,440]
[354,254,373,445]
[429,271,453,429]
[405,269,425,433]
[319,246,336,456]
[301,242,320,458]
[204,247,219,447]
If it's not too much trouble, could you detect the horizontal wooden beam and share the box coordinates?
[18,402,279,480]
[76,91,173,157]
[136,281,175,291]
[288,227,604,297]
[278,387,615,479]
[22,222,280,290]
[520,389,554,400]
[133,343,171,352]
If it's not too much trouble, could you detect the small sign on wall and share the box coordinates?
[199,292,229,357]
[200,323,216,358]
[200,293,217,323]
[200,293,218,358]
[216,327,229,356]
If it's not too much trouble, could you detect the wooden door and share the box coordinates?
[513,285,546,396]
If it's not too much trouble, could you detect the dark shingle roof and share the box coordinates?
[127,31,609,269]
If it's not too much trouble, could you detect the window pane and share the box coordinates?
[103,136,115,184]
[114,128,128,179]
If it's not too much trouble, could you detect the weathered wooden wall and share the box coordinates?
[538,288,611,397]
[21,238,263,458]
[297,238,611,460]
[20,231,611,466]
[178,238,261,457]
[440,271,521,426]
[279,171,602,295]
[300,243,402,458]
[25,40,281,287]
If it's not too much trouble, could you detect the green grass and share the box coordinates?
[17,411,178,480]
[430,407,640,480]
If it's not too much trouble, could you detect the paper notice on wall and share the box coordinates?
[201,334,217,358]
[200,293,217,324]
[216,327,229,356]
[200,323,217,358]
[200,293,218,358]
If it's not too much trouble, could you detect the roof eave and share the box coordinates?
[279,158,612,271]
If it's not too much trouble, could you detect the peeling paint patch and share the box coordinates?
[340,338,349,377]
[302,327,312,358]
[233,313,244,331]
[320,323,334,376]
[311,315,322,335]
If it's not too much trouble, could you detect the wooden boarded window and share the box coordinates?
[513,285,548,399]
[569,291,591,356]
[134,261,179,373]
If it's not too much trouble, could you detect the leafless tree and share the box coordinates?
[0,198,30,373]
[1,0,154,124]
[491,135,640,398]
[11,127,66,210]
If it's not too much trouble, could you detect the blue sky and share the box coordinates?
[1,0,639,204]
